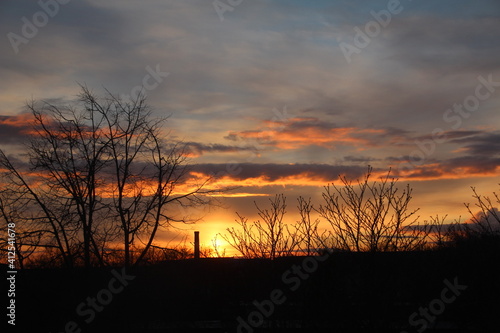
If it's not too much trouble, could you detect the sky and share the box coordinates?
[1,0,499,252]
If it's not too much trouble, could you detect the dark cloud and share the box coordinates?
[182,142,256,157]
[224,117,408,150]
[191,163,370,182]
[343,155,380,163]
[466,208,500,232]
[401,167,445,180]
[443,155,500,174]
[448,131,500,156]
[0,114,33,144]
[415,130,482,142]
[395,155,500,180]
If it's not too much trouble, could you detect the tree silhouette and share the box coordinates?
[318,166,430,252]
[0,85,216,267]
[0,187,43,268]
[464,185,500,235]
[222,194,302,259]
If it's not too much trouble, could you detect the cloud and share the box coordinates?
[393,156,500,180]
[225,117,391,150]
[465,208,500,232]
[191,163,373,188]
[0,114,33,144]
[182,141,257,158]
[448,131,500,156]
[344,155,381,163]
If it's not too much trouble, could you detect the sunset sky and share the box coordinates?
[1,0,499,252]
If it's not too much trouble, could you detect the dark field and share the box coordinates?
[10,245,500,333]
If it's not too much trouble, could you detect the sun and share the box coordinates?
[209,234,232,257]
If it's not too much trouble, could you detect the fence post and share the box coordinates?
[194,231,200,259]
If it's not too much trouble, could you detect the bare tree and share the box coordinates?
[295,196,329,255]
[27,94,111,267]
[317,167,426,252]
[221,194,301,259]
[0,187,44,269]
[464,185,500,235]
[87,87,214,266]
[0,151,77,267]
[0,86,216,267]
[211,234,226,258]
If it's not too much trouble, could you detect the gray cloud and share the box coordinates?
[382,15,500,75]
[183,142,256,157]
[191,163,370,182]
[448,131,500,156]
[344,155,380,163]
[0,114,32,144]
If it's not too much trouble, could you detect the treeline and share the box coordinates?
[1,87,499,268]
[220,168,500,258]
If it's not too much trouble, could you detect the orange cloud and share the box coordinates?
[191,160,500,193]
[0,113,34,127]
[392,161,500,181]
[225,117,386,150]
[211,193,270,198]
[188,168,387,190]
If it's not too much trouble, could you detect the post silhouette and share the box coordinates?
[194,231,200,259]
